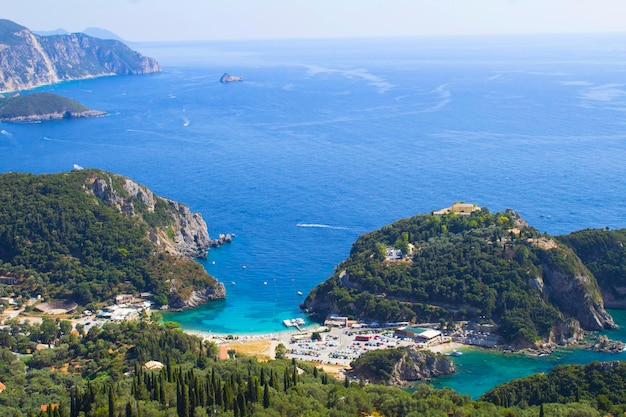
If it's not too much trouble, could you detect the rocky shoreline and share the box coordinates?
[0,109,108,123]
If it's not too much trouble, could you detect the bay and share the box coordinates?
[432,310,626,398]
[2,34,626,395]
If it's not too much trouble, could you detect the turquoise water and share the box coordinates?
[432,310,626,398]
[2,35,626,393]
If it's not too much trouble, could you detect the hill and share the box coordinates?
[0,318,616,417]
[558,228,626,308]
[301,205,616,347]
[481,361,626,413]
[0,169,224,309]
[0,19,160,93]
[0,92,106,122]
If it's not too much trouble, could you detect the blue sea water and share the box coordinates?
[2,34,626,395]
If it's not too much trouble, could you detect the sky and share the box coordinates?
[2,0,626,42]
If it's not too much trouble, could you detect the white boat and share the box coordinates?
[445,349,463,356]
[297,291,303,296]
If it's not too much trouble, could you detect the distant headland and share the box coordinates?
[0,92,106,122]
[0,18,161,93]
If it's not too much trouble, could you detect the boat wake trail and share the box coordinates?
[296,223,350,230]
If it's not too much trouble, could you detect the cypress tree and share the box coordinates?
[263,383,270,409]
[108,385,116,417]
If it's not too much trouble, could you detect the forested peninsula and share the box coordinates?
[0,169,225,310]
[302,204,625,349]
[0,92,106,122]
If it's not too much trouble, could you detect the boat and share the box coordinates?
[445,349,463,357]
[297,291,303,296]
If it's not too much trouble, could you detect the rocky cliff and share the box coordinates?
[539,244,615,331]
[89,173,212,258]
[389,350,455,386]
[0,19,161,93]
[349,348,455,387]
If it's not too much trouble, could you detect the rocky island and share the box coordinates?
[220,72,243,83]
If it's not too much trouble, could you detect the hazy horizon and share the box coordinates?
[3,0,626,43]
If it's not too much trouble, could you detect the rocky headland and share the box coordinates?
[0,169,225,310]
[0,19,161,93]
[302,205,618,352]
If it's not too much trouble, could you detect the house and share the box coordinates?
[433,203,479,216]
[0,276,17,285]
[144,360,165,370]
[385,248,403,261]
[41,404,59,412]
[115,294,134,305]
[218,345,229,360]
[0,381,6,393]
[395,326,442,344]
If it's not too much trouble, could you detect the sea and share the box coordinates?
[2,34,626,397]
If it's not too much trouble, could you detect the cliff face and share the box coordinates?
[167,284,227,310]
[389,350,455,387]
[540,245,615,331]
[90,174,212,258]
[350,348,455,387]
[0,19,160,93]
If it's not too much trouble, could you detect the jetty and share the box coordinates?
[283,318,305,331]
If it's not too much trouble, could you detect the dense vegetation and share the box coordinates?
[0,92,93,120]
[558,228,626,306]
[481,361,626,415]
[0,170,217,307]
[0,319,616,417]
[303,207,604,345]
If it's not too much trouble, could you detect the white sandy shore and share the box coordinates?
[183,326,469,355]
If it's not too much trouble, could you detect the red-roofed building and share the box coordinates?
[0,381,6,393]
[41,404,59,412]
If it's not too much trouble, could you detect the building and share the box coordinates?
[144,360,165,370]
[385,248,403,261]
[324,315,349,328]
[395,326,442,344]
[0,381,6,393]
[41,404,59,413]
[0,276,17,285]
[115,294,134,305]
[433,203,479,216]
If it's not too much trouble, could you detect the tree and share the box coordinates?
[59,320,72,336]
[275,343,286,359]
